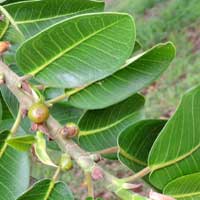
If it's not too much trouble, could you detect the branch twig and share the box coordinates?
[121,167,151,183]
[0,61,150,200]
[85,172,94,198]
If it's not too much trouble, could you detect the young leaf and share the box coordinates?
[16,13,136,88]
[148,85,200,190]
[7,134,36,152]
[163,173,200,199]
[34,131,57,168]
[67,42,175,109]
[4,0,105,38]
[17,179,74,200]
[118,120,166,173]
[78,94,145,152]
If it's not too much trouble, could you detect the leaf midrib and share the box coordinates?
[0,132,11,158]
[151,143,200,171]
[15,7,99,25]
[120,147,146,166]
[79,111,141,136]
[0,18,9,39]
[27,17,127,76]
[44,180,55,200]
[172,191,200,198]
[67,42,172,100]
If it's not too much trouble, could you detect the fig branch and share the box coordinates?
[0,60,152,199]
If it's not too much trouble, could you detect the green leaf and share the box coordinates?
[0,129,29,200]
[78,94,145,152]
[46,140,60,152]
[0,85,31,131]
[0,15,9,39]
[16,13,136,88]
[67,42,175,109]
[2,27,24,65]
[118,120,166,173]
[0,119,12,132]
[17,179,74,200]
[133,40,142,53]
[0,85,19,115]
[4,0,105,38]
[163,173,200,199]
[0,91,12,120]
[1,0,27,5]
[0,147,30,200]
[148,85,200,190]
[50,103,84,125]
[0,130,10,154]
[7,135,36,152]
[0,97,2,121]
[34,132,57,168]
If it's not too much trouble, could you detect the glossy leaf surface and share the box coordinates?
[7,135,36,152]
[67,42,175,109]
[0,16,8,39]
[50,103,84,125]
[17,179,74,200]
[118,120,166,173]
[78,94,144,152]
[148,85,200,190]
[4,0,104,38]
[16,13,135,88]
[0,85,31,131]
[164,173,200,199]
[0,129,29,200]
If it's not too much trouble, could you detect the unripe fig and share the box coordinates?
[28,102,49,123]
[61,122,79,139]
[60,153,73,171]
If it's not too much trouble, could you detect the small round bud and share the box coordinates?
[0,41,10,54]
[28,102,49,123]
[60,153,73,171]
[61,122,79,139]
[91,167,104,180]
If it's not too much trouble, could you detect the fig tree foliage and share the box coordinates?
[0,0,199,200]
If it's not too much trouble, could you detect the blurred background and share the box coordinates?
[106,0,200,119]
[32,0,200,199]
